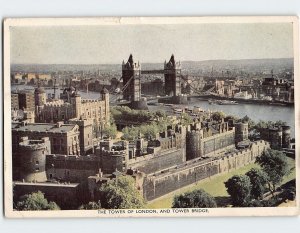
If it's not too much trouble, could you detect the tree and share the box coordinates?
[172,189,217,208]
[111,106,153,124]
[255,149,290,196]
[98,176,145,209]
[16,191,60,211]
[245,168,268,200]
[254,120,270,130]
[154,110,166,118]
[121,126,140,141]
[224,175,252,207]
[225,115,239,122]
[121,123,160,141]
[180,113,193,126]
[79,201,102,210]
[102,123,117,139]
[141,123,159,140]
[274,120,287,127]
[211,111,226,122]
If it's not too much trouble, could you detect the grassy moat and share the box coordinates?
[146,157,296,209]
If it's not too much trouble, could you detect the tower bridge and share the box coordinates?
[119,54,186,109]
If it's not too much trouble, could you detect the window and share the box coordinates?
[35,168,40,172]
[35,161,39,165]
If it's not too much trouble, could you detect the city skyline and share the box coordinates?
[10,23,293,64]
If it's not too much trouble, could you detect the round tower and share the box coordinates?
[186,130,203,160]
[18,137,51,182]
[269,127,283,149]
[234,122,249,144]
[282,125,291,148]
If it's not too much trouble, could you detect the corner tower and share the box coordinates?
[122,54,141,102]
[18,137,51,182]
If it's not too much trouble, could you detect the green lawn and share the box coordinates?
[146,157,296,209]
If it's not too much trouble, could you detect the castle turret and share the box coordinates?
[70,91,82,119]
[234,122,249,144]
[136,131,144,156]
[101,87,110,123]
[34,79,46,107]
[186,130,203,160]
[34,80,46,122]
[269,127,283,149]
[282,125,291,148]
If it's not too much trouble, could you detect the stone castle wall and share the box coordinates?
[143,140,269,201]
[127,148,185,174]
[46,155,101,182]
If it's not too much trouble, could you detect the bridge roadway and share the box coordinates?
[140,70,165,75]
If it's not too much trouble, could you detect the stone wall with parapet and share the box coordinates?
[127,147,185,174]
[143,140,270,201]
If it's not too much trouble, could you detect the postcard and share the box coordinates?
[3,16,299,217]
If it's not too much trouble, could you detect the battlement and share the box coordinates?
[46,154,98,161]
[44,99,65,107]
[143,139,270,201]
[81,99,104,104]
[100,149,127,157]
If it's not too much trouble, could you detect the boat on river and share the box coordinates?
[216,100,238,105]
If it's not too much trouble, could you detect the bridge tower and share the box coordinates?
[164,54,182,97]
[122,54,141,102]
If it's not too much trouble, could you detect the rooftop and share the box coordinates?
[12,122,77,133]
[14,181,79,188]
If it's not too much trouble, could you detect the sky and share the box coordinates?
[10,23,294,64]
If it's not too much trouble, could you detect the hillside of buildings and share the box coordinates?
[11,57,293,75]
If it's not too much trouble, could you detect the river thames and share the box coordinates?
[11,85,296,136]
